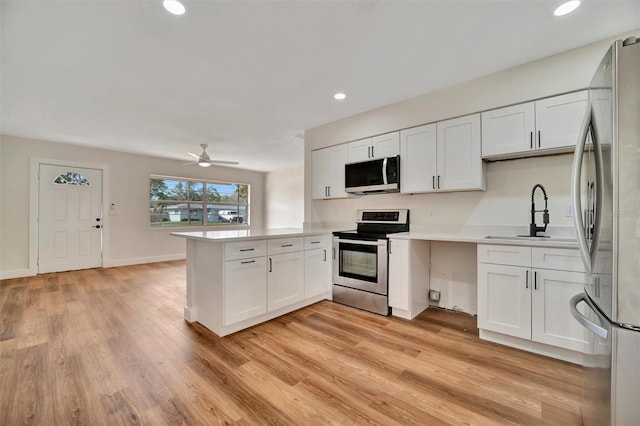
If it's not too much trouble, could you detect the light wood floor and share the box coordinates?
[1,261,584,425]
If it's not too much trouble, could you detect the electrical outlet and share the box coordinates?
[429,289,440,302]
[565,205,573,217]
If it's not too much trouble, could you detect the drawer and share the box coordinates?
[268,237,304,255]
[477,244,531,267]
[304,235,326,250]
[225,240,267,261]
[532,247,585,272]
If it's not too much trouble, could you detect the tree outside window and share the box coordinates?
[150,176,249,228]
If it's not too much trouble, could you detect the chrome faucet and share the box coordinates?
[530,184,549,237]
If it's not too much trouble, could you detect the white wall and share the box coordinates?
[265,166,303,229]
[0,135,266,278]
[303,30,639,314]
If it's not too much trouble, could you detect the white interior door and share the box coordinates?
[38,164,103,273]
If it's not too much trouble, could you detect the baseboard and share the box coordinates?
[103,253,186,268]
[0,268,36,280]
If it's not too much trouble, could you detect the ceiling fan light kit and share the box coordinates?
[185,144,239,167]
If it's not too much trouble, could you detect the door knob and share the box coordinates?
[92,225,101,229]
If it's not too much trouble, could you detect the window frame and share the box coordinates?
[149,174,250,229]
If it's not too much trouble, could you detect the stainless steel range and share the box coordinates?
[332,209,409,315]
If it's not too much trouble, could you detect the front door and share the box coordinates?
[38,164,103,273]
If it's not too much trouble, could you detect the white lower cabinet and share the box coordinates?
[268,251,305,311]
[222,235,330,329]
[477,244,590,355]
[304,249,330,299]
[224,256,268,326]
[388,239,430,319]
[477,263,531,340]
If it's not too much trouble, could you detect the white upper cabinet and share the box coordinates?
[400,115,485,194]
[437,114,484,191]
[399,124,437,194]
[535,91,590,150]
[482,91,588,159]
[347,132,399,163]
[481,102,535,157]
[311,145,348,200]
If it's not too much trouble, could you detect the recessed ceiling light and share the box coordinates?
[163,0,186,15]
[554,0,580,16]
[334,93,346,101]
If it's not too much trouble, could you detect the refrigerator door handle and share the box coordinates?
[571,106,593,273]
[569,293,608,339]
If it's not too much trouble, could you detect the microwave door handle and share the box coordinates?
[571,106,592,274]
[382,157,388,185]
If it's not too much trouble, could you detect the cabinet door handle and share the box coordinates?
[530,131,533,149]
[534,271,538,290]
[371,146,374,158]
[328,186,331,197]
[239,248,255,252]
[526,270,529,289]
[241,260,255,265]
[323,249,327,262]
[269,258,272,272]
[538,130,541,148]
[367,146,371,158]
[437,175,441,189]
[281,244,293,247]
[432,176,436,190]
[389,240,392,254]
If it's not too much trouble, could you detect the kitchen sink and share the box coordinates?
[484,235,577,243]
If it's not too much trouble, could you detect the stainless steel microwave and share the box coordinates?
[344,155,400,195]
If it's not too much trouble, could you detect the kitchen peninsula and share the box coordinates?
[171,229,332,337]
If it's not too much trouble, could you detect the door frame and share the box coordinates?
[29,157,110,275]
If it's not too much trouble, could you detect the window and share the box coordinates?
[150,176,249,228]
[53,172,90,186]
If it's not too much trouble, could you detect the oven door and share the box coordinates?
[332,237,388,295]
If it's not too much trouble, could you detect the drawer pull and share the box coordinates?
[309,241,320,244]
[281,244,294,247]
[239,248,255,252]
[240,260,255,265]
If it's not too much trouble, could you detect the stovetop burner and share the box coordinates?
[333,209,409,240]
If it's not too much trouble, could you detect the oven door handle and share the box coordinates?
[335,238,385,246]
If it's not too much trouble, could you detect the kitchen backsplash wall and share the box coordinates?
[307,153,573,230]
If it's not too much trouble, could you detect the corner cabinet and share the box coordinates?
[481,91,588,159]
[347,132,400,163]
[311,145,348,200]
[400,114,486,194]
[477,244,591,358]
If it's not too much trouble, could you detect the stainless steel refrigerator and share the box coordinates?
[569,36,640,425]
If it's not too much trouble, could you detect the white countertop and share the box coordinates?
[170,228,331,243]
[389,225,580,248]
[171,224,580,248]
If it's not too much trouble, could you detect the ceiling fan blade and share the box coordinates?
[184,161,199,166]
[210,160,239,165]
[188,152,200,159]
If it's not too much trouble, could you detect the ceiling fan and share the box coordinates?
[186,144,239,167]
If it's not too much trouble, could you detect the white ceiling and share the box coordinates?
[2,1,639,172]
